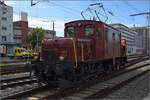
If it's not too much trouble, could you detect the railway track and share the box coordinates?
[42,56,150,99]
[0,76,39,99]
[0,64,28,75]
[127,55,148,63]
[126,56,149,66]
[0,77,36,90]
[1,55,149,99]
[0,69,28,75]
[127,54,146,59]
[62,65,150,99]
[85,69,149,99]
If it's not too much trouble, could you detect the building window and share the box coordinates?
[97,28,101,40]
[104,28,108,41]
[85,25,94,36]
[2,7,7,11]
[2,17,7,21]
[14,36,21,39]
[67,26,74,37]
[2,27,7,30]
[112,33,115,41]
[2,7,7,14]
[3,11,6,14]
[2,36,7,42]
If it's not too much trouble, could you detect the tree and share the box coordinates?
[26,27,45,49]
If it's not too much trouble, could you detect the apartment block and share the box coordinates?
[0,2,13,43]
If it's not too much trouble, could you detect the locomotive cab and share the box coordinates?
[65,20,98,39]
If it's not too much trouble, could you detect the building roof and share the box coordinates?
[28,27,56,34]
[13,20,28,23]
[109,23,129,29]
[0,1,6,6]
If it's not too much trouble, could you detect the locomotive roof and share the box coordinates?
[65,20,121,33]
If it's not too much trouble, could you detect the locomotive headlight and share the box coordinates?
[34,55,38,60]
[59,56,65,60]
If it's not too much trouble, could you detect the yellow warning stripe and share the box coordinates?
[70,38,78,68]
[81,43,84,61]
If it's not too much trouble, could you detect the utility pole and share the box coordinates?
[36,33,38,53]
[149,0,150,27]
[148,0,150,56]
[42,19,55,38]
[52,21,55,38]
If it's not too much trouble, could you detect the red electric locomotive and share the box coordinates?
[29,20,126,88]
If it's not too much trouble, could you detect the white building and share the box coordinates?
[110,24,137,55]
[0,2,13,43]
[0,2,15,56]
[131,27,150,54]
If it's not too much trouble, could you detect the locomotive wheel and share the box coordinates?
[113,63,120,71]
[97,64,104,75]
[80,64,86,82]
[75,63,88,83]
[64,70,74,82]
[104,65,113,74]
[116,63,120,70]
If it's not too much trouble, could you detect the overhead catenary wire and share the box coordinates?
[48,2,81,17]
[112,2,133,24]
[31,0,82,17]
[29,0,147,26]
[122,1,140,13]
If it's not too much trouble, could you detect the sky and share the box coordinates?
[5,0,150,36]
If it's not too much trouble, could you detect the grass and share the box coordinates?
[0,62,27,66]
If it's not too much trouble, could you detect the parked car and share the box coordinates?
[14,48,31,58]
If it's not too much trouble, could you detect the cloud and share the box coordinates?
[5,1,16,5]
[125,24,142,28]
[13,13,66,37]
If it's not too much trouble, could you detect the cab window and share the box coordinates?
[18,49,21,53]
[15,49,17,53]
[97,28,101,40]
[85,25,94,36]
[21,49,27,52]
[67,27,74,37]
[104,28,108,41]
